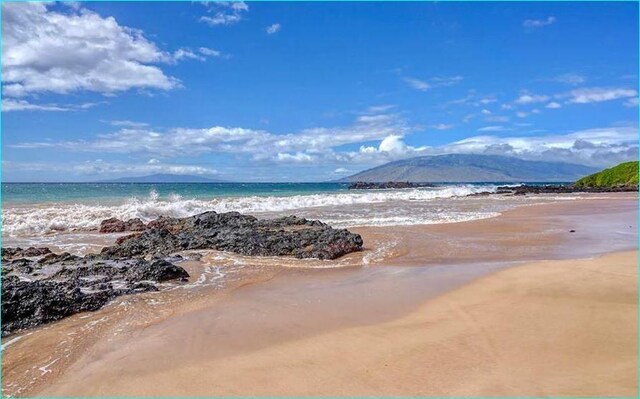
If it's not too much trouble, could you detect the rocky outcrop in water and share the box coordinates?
[2,211,363,336]
[348,181,435,190]
[102,212,363,261]
[496,184,638,195]
[1,253,188,336]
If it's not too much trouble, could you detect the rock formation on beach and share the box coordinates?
[495,184,638,195]
[99,217,147,233]
[1,254,188,336]
[102,211,363,260]
[1,211,364,336]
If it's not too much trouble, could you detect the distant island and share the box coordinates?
[98,174,226,183]
[340,154,597,183]
[575,161,639,188]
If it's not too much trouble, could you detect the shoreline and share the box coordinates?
[48,250,633,397]
[1,194,638,397]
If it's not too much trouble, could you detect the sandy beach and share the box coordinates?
[41,251,637,397]
[2,194,638,397]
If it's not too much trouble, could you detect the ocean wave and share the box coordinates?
[2,185,499,236]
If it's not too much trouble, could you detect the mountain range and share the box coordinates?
[340,154,599,183]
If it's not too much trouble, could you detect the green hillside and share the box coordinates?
[575,161,639,188]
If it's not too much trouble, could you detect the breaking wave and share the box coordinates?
[2,185,500,236]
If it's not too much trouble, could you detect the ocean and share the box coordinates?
[1,182,571,253]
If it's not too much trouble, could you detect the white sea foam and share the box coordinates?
[2,185,501,236]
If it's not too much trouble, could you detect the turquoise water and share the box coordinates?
[1,183,350,205]
[1,182,563,205]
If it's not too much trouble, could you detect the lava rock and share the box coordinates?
[1,255,189,336]
[2,247,52,260]
[495,184,638,196]
[99,211,363,260]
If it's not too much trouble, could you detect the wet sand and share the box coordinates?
[2,194,638,397]
[40,250,637,397]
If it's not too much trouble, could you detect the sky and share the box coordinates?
[1,1,638,182]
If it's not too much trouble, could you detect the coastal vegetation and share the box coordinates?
[575,161,639,188]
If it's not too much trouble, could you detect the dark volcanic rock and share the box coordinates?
[496,184,638,196]
[100,211,363,261]
[2,246,52,260]
[99,217,147,233]
[1,256,189,336]
[348,181,435,190]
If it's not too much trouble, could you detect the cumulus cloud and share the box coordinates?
[266,23,281,34]
[523,16,556,28]
[355,135,428,163]
[200,1,249,26]
[13,112,409,163]
[545,102,562,109]
[444,126,637,166]
[1,2,181,98]
[566,87,638,104]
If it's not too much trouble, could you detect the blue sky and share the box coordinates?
[1,1,638,182]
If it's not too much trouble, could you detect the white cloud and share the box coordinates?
[515,93,550,104]
[481,109,491,115]
[477,126,509,132]
[566,87,638,104]
[431,123,454,130]
[276,152,315,163]
[430,76,464,87]
[523,16,556,28]
[1,2,180,98]
[404,77,431,91]
[108,120,149,128]
[171,48,206,62]
[444,126,637,166]
[516,111,528,118]
[2,98,70,112]
[198,47,223,57]
[545,102,562,109]
[13,112,409,163]
[367,104,397,113]
[200,1,249,26]
[266,23,281,35]
[333,168,350,174]
[3,160,219,178]
[2,98,101,112]
[404,75,463,92]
